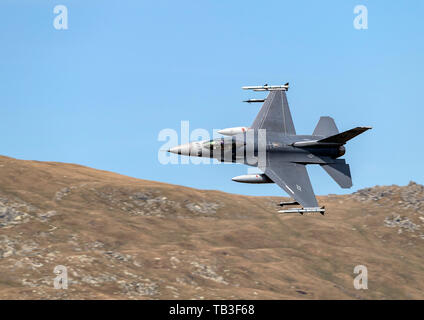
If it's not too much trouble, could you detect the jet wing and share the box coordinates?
[251,90,296,135]
[260,154,319,208]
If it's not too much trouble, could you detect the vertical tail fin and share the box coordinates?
[313,116,339,137]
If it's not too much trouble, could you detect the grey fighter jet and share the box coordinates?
[168,84,371,214]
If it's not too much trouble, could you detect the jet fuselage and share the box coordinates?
[169,131,344,166]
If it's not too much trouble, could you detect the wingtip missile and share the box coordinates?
[278,206,326,215]
[242,83,289,91]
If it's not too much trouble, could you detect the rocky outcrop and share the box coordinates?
[353,181,424,214]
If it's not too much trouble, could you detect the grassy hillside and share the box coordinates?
[0,155,423,299]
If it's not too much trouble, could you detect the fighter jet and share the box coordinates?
[168,83,371,214]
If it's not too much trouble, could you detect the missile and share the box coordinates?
[218,127,248,136]
[242,82,289,91]
[278,201,300,207]
[278,206,325,215]
[243,99,266,103]
[232,174,273,184]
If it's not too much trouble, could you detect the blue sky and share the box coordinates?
[1,0,423,196]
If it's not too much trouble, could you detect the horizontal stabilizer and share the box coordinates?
[321,160,352,188]
[318,127,372,144]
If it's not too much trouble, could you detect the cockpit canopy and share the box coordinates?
[202,137,244,151]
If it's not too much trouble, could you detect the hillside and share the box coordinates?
[0,155,423,299]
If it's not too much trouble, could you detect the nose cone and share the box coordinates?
[168,143,191,155]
